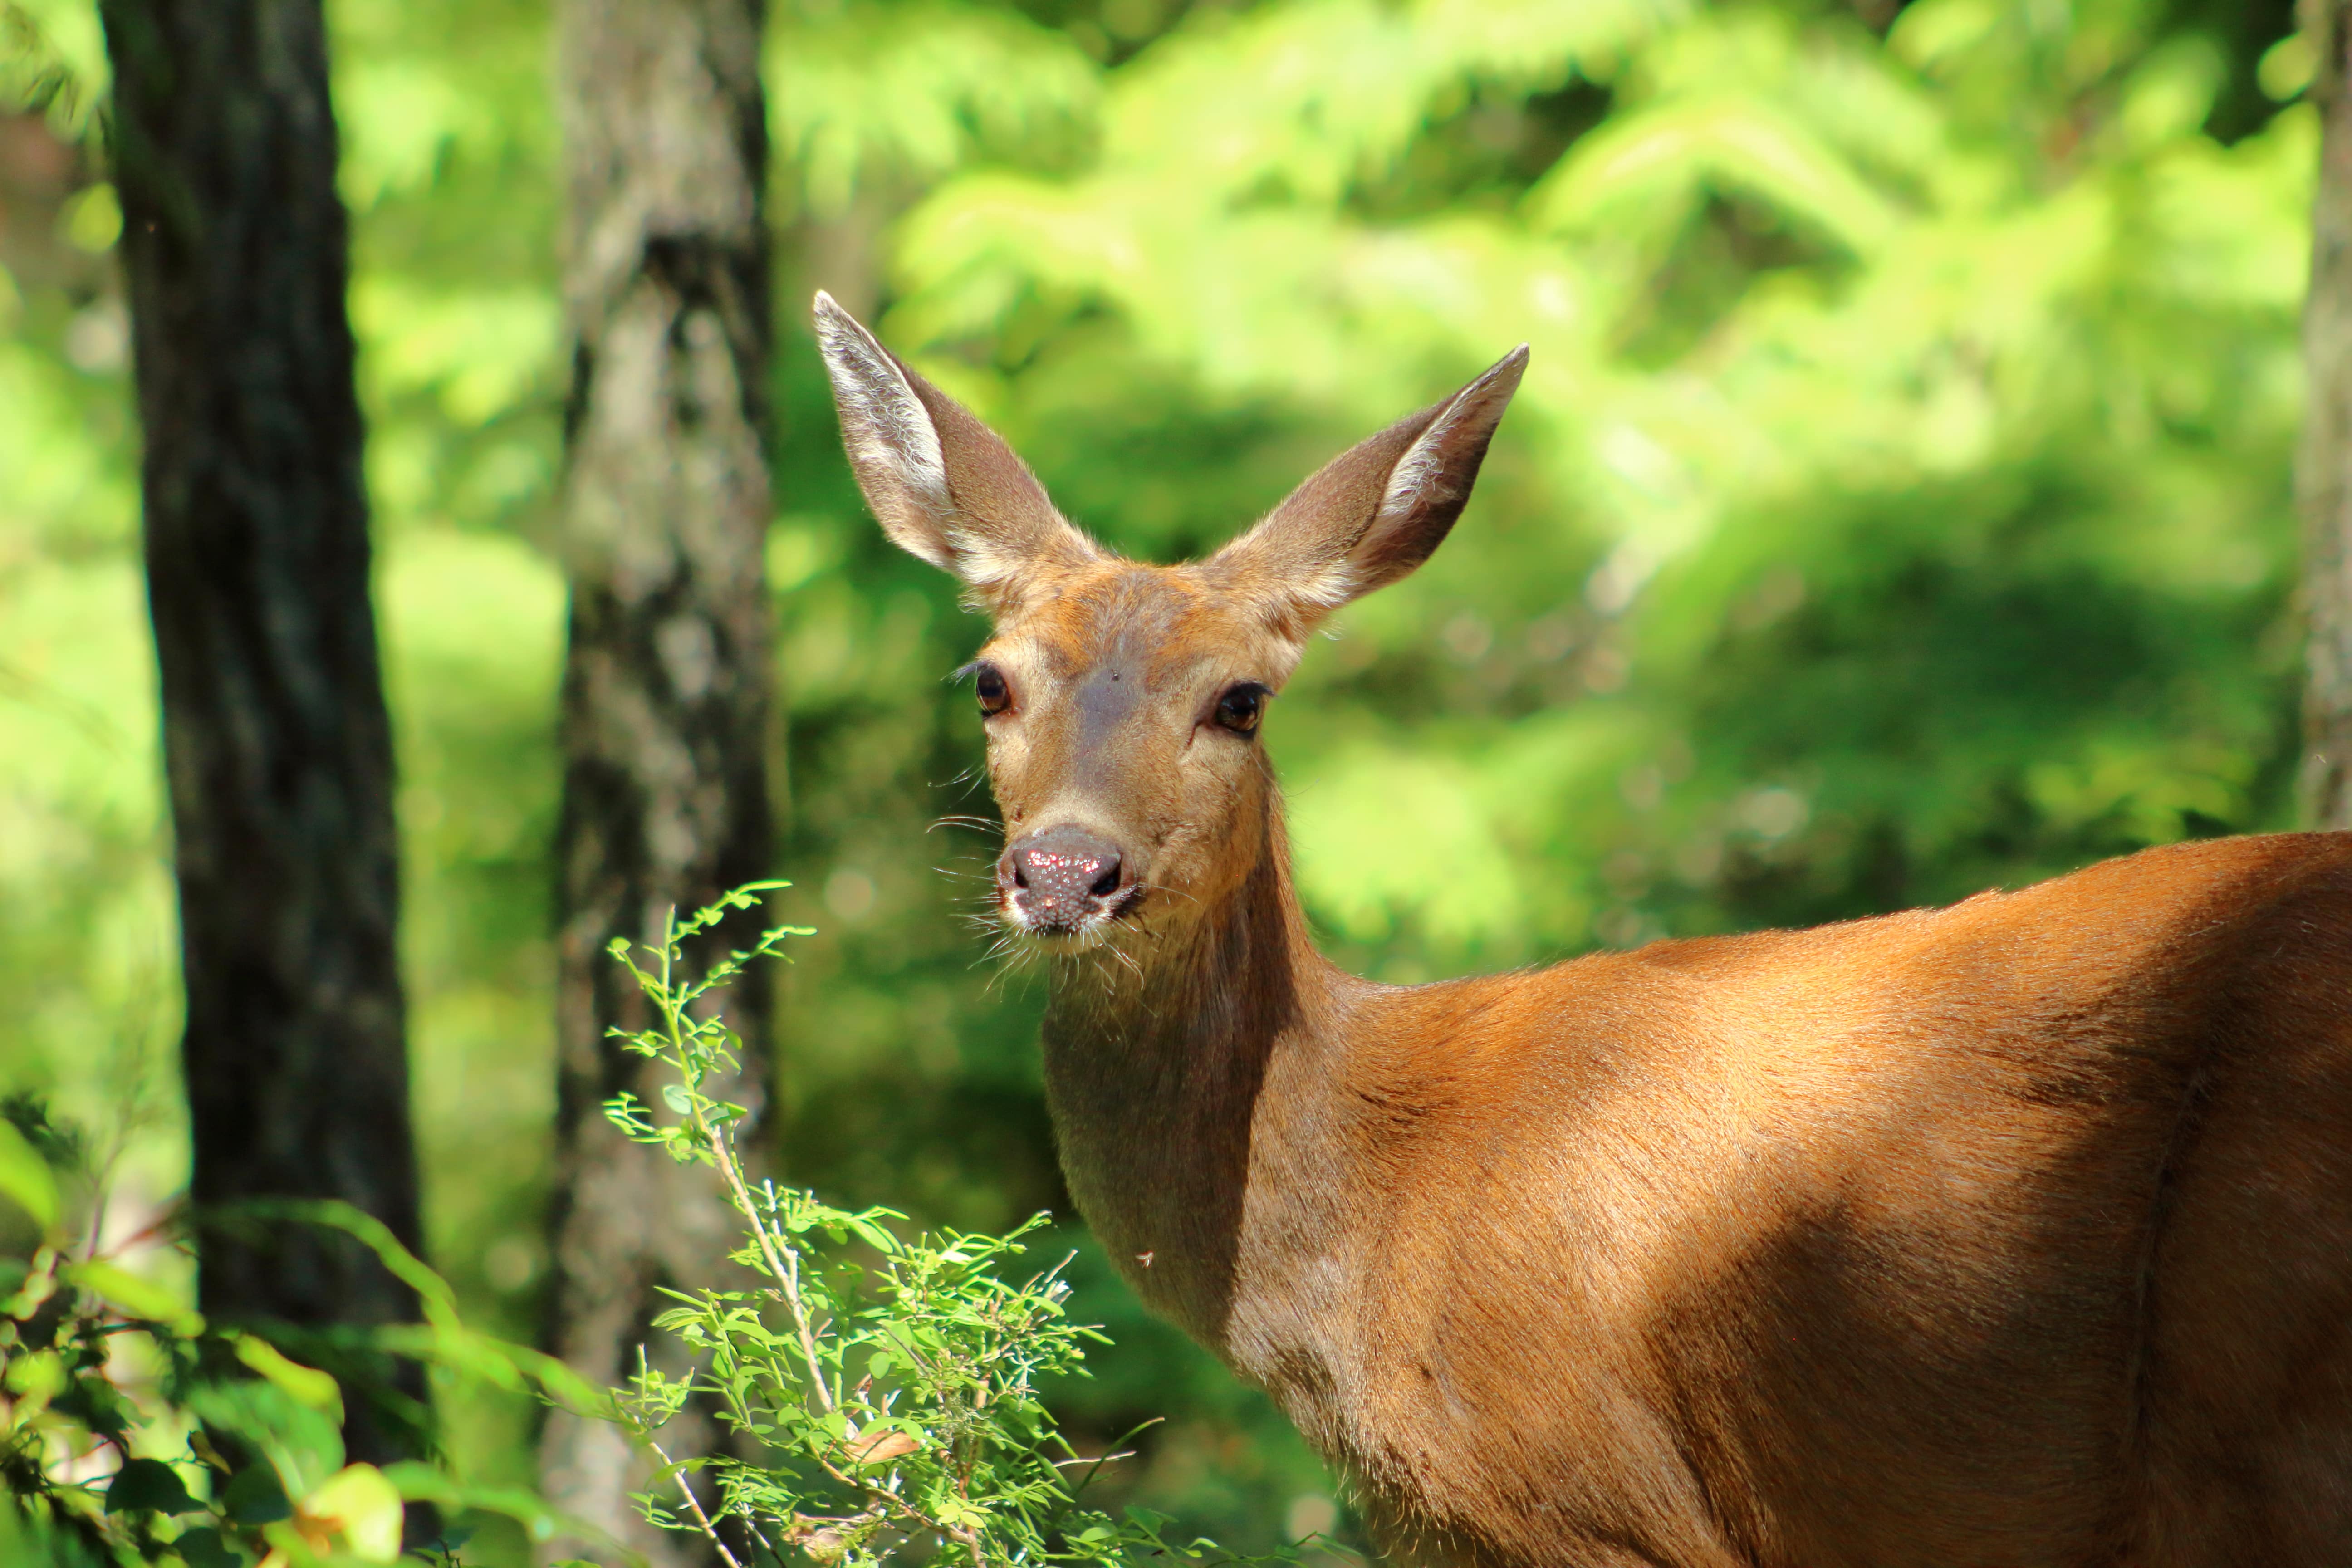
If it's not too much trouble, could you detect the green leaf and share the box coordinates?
[845,1214,901,1254]
[298,1462,405,1563]
[105,1456,202,1515]
[63,1259,186,1326]
[414,1520,475,1554]
[231,1333,345,1424]
[221,1464,291,1525]
[383,1460,597,1546]
[661,1082,694,1116]
[0,1118,59,1230]
[186,1376,343,1501]
[171,1529,246,1568]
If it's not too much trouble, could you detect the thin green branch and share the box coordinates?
[651,1440,746,1568]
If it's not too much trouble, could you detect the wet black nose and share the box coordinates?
[999,825,1126,931]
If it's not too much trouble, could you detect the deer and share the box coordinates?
[812,289,2352,1568]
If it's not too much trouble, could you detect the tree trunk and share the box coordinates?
[102,0,427,1465]
[537,1,776,1560]
[2304,0,2352,826]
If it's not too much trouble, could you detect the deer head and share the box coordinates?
[814,292,1527,950]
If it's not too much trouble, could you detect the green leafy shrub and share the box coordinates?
[598,886,1318,1567]
[0,1106,597,1567]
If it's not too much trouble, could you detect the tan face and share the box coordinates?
[966,560,1305,942]
[812,290,1525,949]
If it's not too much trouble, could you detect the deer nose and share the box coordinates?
[999,825,1127,932]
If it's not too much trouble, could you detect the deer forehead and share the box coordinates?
[986,561,1304,697]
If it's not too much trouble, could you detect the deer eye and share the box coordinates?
[973,664,1011,716]
[1214,683,1267,735]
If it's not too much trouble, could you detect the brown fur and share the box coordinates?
[815,293,2352,1566]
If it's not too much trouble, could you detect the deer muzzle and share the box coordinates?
[999,824,1132,935]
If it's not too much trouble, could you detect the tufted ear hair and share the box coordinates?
[1205,345,1527,639]
[814,291,1103,613]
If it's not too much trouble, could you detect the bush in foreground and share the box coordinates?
[0,884,1327,1566]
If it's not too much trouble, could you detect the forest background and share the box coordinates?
[0,0,2320,1557]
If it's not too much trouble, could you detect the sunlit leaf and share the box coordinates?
[63,1259,183,1326]
[0,1120,57,1231]
[232,1333,345,1425]
[296,1462,405,1563]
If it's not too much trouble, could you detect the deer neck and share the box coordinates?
[1038,804,1362,1372]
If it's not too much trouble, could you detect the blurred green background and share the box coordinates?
[0,0,2315,1555]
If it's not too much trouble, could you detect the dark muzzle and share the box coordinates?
[999,824,1127,933]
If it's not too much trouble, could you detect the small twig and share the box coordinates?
[649,1440,744,1568]
[667,952,834,1413]
[743,1512,784,1564]
[710,1139,834,1414]
[813,1451,966,1546]
[1066,1417,1164,1506]
[1051,1449,1136,1469]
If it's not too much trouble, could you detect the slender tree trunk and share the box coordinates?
[538,1,776,1560]
[101,0,426,1465]
[2304,0,2352,826]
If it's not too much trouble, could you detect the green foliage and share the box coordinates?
[771,0,1098,220]
[0,1104,607,1567]
[884,0,2309,967]
[596,888,1301,1566]
[0,0,107,133]
[0,1247,403,1568]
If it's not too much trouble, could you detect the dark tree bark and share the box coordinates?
[537,0,776,1559]
[101,0,426,1463]
[2305,0,2352,826]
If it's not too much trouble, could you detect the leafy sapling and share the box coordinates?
[598,884,1318,1566]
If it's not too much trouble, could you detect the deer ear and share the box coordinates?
[1208,345,1527,637]
[814,292,1102,612]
